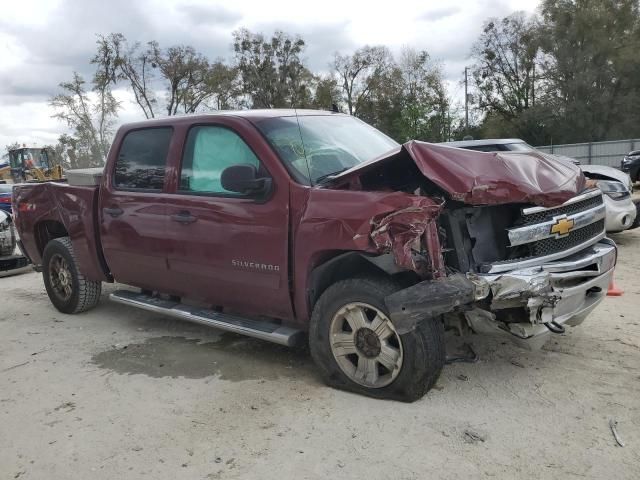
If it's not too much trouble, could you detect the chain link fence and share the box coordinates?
[536,139,640,168]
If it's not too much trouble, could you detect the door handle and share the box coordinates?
[171,211,197,224]
[104,206,123,217]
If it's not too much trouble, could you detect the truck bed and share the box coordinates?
[13,181,109,282]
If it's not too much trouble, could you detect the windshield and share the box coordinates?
[10,148,52,169]
[255,115,398,185]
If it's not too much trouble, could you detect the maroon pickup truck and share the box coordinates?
[13,110,616,401]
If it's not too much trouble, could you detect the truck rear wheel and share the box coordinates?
[42,237,101,314]
[309,276,445,402]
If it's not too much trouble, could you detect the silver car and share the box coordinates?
[443,139,638,233]
[0,210,16,256]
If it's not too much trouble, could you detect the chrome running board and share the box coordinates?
[110,290,304,347]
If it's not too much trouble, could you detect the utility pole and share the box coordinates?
[464,67,469,133]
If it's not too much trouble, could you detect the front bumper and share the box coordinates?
[385,240,617,350]
[468,240,616,349]
[603,195,636,232]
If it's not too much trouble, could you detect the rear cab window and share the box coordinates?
[114,128,173,190]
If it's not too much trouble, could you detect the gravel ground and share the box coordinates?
[1,232,639,480]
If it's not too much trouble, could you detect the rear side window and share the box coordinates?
[114,128,172,190]
[180,126,260,195]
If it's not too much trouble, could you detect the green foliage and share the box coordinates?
[334,46,451,142]
[49,6,640,156]
[233,29,314,108]
[539,0,640,142]
[471,13,540,122]
[49,72,117,168]
[471,1,640,144]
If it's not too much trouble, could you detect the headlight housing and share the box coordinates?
[595,180,630,200]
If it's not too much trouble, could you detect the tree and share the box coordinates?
[4,142,20,153]
[149,44,212,115]
[233,29,314,108]
[331,47,451,143]
[93,34,158,119]
[49,72,118,167]
[471,13,541,125]
[333,46,392,116]
[93,33,242,117]
[203,61,242,111]
[396,48,449,142]
[539,0,640,142]
[354,65,404,139]
[311,75,341,110]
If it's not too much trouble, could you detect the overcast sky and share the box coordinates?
[0,0,539,147]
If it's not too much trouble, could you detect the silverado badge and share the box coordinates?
[550,217,575,237]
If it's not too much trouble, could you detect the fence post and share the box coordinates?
[588,142,592,165]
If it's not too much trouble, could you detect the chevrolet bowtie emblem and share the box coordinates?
[550,217,575,237]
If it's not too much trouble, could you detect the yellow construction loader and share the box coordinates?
[7,146,64,183]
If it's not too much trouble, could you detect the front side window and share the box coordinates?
[114,128,172,190]
[180,126,260,195]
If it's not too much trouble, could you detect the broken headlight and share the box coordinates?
[595,180,630,200]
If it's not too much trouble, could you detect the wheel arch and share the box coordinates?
[34,220,69,258]
[307,251,409,316]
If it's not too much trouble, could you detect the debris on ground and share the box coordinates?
[463,429,486,444]
[446,343,479,364]
[609,419,625,447]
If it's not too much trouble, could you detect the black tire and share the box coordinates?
[42,237,101,314]
[309,276,445,402]
[629,201,640,231]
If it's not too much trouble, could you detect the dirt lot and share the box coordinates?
[1,233,639,480]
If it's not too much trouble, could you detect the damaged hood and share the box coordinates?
[332,141,586,208]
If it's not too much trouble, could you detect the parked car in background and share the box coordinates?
[621,150,640,183]
[0,209,29,272]
[0,184,13,214]
[444,139,638,233]
[0,210,15,256]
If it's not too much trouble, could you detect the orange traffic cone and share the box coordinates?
[607,271,624,296]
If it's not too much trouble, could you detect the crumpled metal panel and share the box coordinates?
[385,273,475,333]
[369,197,442,272]
[331,141,586,208]
[291,186,445,322]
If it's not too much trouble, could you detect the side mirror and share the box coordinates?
[221,164,271,198]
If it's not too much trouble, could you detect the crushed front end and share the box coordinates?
[328,141,616,349]
[432,188,614,349]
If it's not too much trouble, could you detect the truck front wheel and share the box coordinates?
[309,277,445,402]
[42,237,101,314]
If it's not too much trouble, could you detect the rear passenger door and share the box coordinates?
[100,127,175,292]
[165,123,292,320]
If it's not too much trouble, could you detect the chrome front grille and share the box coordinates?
[487,189,606,273]
[532,219,605,256]
[520,194,603,225]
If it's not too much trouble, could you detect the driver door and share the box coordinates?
[165,124,292,320]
